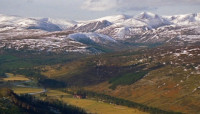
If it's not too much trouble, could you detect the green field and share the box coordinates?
[3,73,30,81]
[13,87,44,94]
[62,97,147,114]
[44,90,148,114]
[11,88,148,114]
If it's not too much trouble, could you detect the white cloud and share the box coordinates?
[82,0,200,11]
[81,0,117,11]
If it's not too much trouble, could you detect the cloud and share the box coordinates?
[82,0,200,12]
[26,0,34,3]
[81,0,117,11]
[117,7,157,12]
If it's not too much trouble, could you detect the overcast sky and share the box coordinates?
[0,0,200,20]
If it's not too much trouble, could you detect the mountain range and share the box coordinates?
[0,12,200,53]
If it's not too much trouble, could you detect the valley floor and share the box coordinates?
[13,87,147,114]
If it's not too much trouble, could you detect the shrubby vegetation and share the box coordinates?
[109,71,148,89]
[0,88,87,114]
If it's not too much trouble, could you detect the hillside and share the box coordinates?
[0,88,86,114]
[39,44,200,113]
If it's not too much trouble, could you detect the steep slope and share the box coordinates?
[69,20,112,32]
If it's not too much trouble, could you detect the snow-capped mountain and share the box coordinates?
[165,13,200,25]
[0,14,76,32]
[68,12,200,41]
[0,12,200,53]
[135,12,171,28]
[95,12,200,41]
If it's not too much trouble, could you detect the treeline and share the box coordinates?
[12,68,43,80]
[38,79,66,88]
[1,48,85,65]
[66,90,181,114]
[0,88,87,114]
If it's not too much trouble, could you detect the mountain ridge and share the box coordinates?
[0,12,200,53]
[1,12,200,30]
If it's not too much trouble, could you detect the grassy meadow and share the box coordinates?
[13,87,44,94]
[41,89,148,114]
[3,73,30,81]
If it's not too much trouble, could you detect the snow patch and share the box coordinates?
[68,32,116,44]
